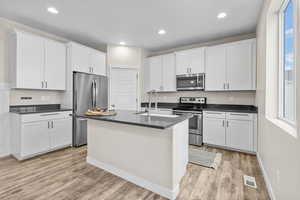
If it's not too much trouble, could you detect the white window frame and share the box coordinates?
[278,0,297,125]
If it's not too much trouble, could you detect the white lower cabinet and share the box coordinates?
[22,121,50,157]
[202,118,226,146]
[11,111,72,160]
[203,111,257,153]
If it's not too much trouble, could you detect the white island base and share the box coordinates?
[86,119,189,200]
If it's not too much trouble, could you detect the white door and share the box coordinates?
[203,118,226,146]
[49,118,72,149]
[149,56,163,91]
[90,49,106,76]
[162,54,176,91]
[189,47,205,74]
[21,121,50,157]
[205,45,226,91]
[175,51,189,75]
[226,119,253,151]
[226,40,253,90]
[110,68,138,110]
[44,39,66,90]
[70,42,89,73]
[17,32,44,89]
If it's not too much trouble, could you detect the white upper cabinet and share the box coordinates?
[175,47,205,75]
[226,40,256,90]
[205,39,256,91]
[14,31,44,89]
[205,45,227,91]
[69,42,106,75]
[44,39,66,90]
[147,53,176,92]
[69,42,90,73]
[10,31,66,90]
[162,54,176,91]
[90,49,106,76]
[148,56,163,91]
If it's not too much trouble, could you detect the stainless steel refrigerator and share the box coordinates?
[73,72,108,147]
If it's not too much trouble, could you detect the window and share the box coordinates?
[279,0,296,123]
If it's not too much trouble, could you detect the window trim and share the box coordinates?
[278,0,297,126]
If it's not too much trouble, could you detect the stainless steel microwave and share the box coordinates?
[176,73,205,91]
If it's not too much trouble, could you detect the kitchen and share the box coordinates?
[0,0,299,200]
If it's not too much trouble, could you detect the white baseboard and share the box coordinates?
[256,153,276,200]
[0,152,10,158]
[87,156,179,200]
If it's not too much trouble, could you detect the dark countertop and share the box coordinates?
[10,104,72,115]
[78,110,192,129]
[141,102,258,113]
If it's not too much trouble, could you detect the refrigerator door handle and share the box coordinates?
[94,80,97,108]
[91,81,95,109]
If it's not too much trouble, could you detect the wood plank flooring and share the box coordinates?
[0,146,269,200]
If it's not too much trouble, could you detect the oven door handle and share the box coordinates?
[173,110,202,114]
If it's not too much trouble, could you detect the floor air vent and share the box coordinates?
[243,175,257,189]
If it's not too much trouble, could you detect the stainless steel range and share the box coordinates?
[173,97,206,146]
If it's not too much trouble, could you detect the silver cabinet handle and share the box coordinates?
[48,121,50,129]
[222,120,225,127]
[223,83,226,90]
[227,83,229,90]
[45,81,48,88]
[226,121,229,127]
[42,81,44,88]
[51,121,54,128]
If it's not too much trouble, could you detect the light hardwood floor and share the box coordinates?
[0,146,269,200]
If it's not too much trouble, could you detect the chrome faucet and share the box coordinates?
[147,90,157,115]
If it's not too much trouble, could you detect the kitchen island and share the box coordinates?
[79,110,191,200]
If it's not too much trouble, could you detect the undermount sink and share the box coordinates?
[139,112,179,118]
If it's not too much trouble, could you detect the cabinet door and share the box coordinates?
[162,54,176,91]
[70,42,89,73]
[44,39,66,90]
[21,121,50,157]
[175,51,189,75]
[149,56,163,91]
[205,45,226,91]
[49,118,72,149]
[226,119,253,151]
[226,40,254,90]
[203,117,226,146]
[90,49,106,76]
[16,32,44,89]
[189,47,205,74]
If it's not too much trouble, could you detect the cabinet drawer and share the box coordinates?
[21,111,72,123]
[226,112,253,121]
[203,111,226,119]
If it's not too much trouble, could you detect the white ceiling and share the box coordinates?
[0,0,263,51]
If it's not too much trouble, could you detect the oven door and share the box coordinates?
[173,110,202,135]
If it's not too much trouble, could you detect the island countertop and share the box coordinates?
[78,110,191,129]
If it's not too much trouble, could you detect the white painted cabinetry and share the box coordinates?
[205,39,256,91]
[69,42,106,76]
[175,47,205,75]
[11,111,72,160]
[203,111,257,153]
[10,30,66,90]
[146,53,176,92]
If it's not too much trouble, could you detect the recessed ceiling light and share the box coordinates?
[47,7,59,14]
[217,12,227,19]
[158,29,166,35]
[119,41,126,45]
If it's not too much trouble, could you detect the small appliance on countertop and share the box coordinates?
[173,97,206,146]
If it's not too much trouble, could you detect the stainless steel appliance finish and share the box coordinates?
[73,72,108,147]
[176,73,205,91]
[173,97,206,146]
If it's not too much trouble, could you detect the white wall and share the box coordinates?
[256,0,300,199]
